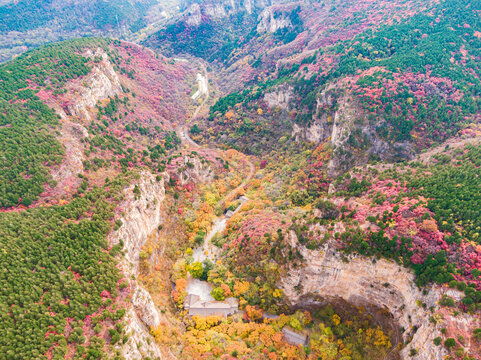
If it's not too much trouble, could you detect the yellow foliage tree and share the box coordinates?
[233,280,250,296]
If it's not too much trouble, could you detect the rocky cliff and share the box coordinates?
[40,48,121,203]
[180,0,282,26]
[281,234,447,359]
[257,6,293,33]
[67,48,122,122]
[181,0,273,15]
[176,154,215,185]
[109,171,170,360]
[264,84,293,109]
[266,85,414,176]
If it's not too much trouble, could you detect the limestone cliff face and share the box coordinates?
[181,0,275,26]
[176,154,215,185]
[44,48,121,201]
[111,172,169,272]
[183,3,206,26]
[281,233,447,360]
[47,105,89,200]
[257,7,292,33]
[132,287,161,329]
[264,84,293,109]
[267,85,414,176]
[67,49,122,122]
[109,171,169,360]
[320,93,413,177]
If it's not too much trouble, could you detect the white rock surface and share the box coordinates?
[281,234,447,360]
[121,307,163,360]
[132,286,162,329]
[177,155,214,185]
[264,85,293,110]
[290,86,414,176]
[182,0,279,26]
[257,7,292,33]
[67,49,122,122]
[109,172,169,360]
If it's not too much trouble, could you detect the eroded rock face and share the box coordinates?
[289,86,413,176]
[47,105,89,200]
[112,172,169,272]
[132,286,161,330]
[181,0,275,26]
[264,84,293,110]
[176,154,215,185]
[122,307,163,360]
[109,171,169,360]
[281,233,447,360]
[67,49,122,122]
[257,7,292,33]
[184,3,204,26]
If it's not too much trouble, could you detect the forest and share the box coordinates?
[0,0,153,33]
[0,40,97,207]
[151,11,259,62]
[1,0,481,359]
[327,0,481,143]
[203,0,481,152]
[0,38,169,360]
[0,176,130,359]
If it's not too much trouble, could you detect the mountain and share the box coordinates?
[1,1,481,360]
[0,0,180,62]
[181,0,481,173]
[0,38,198,359]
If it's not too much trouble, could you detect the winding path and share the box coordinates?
[178,61,209,147]
[180,61,255,267]
[179,60,255,201]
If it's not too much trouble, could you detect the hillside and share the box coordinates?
[0,0,181,62]
[0,38,199,359]
[189,0,481,173]
[1,0,481,360]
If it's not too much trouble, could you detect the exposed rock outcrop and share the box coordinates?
[181,0,276,26]
[132,286,162,329]
[264,84,293,110]
[289,87,414,176]
[183,3,205,26]
[175,154,215,185]
[109,171,169,360]
[257,7,292,33]
[67,49,122,122]
[121,306,163,360]
[112,172,168,272]
[47,105,89,200]
[281,234,448,360]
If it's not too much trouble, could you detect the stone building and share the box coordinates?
[184,294,239,317]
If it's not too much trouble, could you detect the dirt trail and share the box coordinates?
[181,61,255,263]
[179,60,255,196]
[178,61,209,146]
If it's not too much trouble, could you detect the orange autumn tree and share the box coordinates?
[171,278,187,307]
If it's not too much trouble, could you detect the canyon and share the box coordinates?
[1,1,481,359]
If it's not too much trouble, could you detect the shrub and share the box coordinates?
[211,286,225,301]
[444,338,456,349]
[315,199,339,219]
